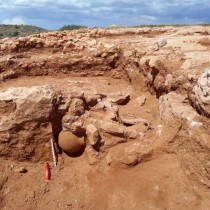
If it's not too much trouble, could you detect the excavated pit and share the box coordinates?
[0,26,210,210]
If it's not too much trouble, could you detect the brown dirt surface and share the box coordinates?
[0,26,210,210]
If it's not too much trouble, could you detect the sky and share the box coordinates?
[0,0,210,30]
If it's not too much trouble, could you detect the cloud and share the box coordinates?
[0,0,210,29]
[2,16,26,25]
[141,15,157,22]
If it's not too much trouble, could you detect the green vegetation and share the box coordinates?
[0,24,88,39]
[59,24,87,31]
[197,23,210,26]
[0,24,48,39]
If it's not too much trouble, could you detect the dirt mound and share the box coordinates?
[0,26,210,210]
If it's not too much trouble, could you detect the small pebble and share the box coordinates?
[16,167,28,173]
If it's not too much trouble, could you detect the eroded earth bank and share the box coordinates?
[0,26,210,210]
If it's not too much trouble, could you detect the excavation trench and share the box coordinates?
[1,27,210,210]
[0,55,198,163]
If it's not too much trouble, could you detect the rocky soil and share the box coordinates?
[0,26,210,210]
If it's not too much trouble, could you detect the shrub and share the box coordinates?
[12,31,19,36]
[59,24,87,31]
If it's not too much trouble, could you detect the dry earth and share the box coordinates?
[0,26,210,210]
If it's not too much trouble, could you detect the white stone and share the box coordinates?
[190,68,210,117]
[136,96,146,106]
[157,37,167,48]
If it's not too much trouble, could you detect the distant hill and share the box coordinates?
[0,24,48,39]
[59,24,87,31]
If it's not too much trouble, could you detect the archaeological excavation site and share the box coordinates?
[0,26,210,210]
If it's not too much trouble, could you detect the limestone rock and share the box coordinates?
[165,74,173,89]
[139,56,171,94]
[86,124,100,145]
[87,40,97,47]
[187,73,197,82]
[103,43,117,53]
[104,106,119,122]
[159,92,200,125]
[97,98,113,109]
[106,141,153,167]
[124,128,138,139]
[136,96,146,106]
[119,112,150,127]
[69,98,85,116]
[96,120,124,137]
[120,116,150,127]
[123,50,134,58]
[84,93,99,107]
[113,94,130,105]
[69,120,86,136]
[157,37,167,48]
[0,70,17,81]
[62,41,76,53]
[58,131,85,154]
[190,68,210,117]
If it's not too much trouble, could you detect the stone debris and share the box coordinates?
[96,120,124,137]
[190,68,210,117]
[113,94,130,105]
[86,124,100,146]
[136,96,146,106]
[0,70,17,81]
[159,92,199,124]
[120,116,150,127]
[156,37,167,48]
